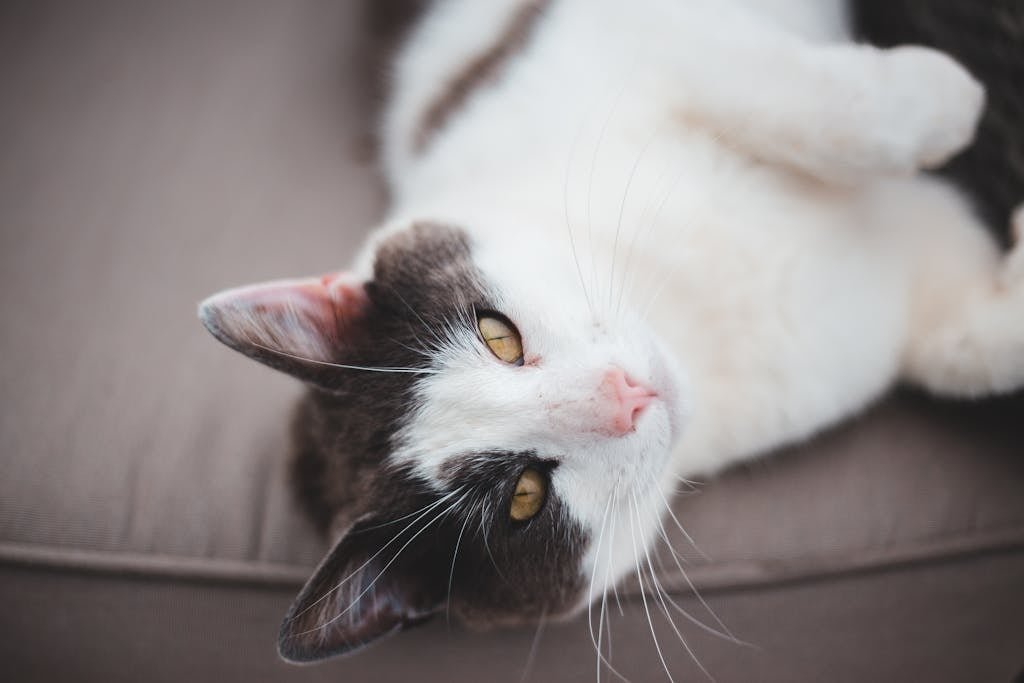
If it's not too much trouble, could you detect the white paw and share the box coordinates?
[872,46,986,172]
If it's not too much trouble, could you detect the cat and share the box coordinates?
[199,0,1023,666]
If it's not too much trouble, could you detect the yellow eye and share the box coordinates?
[478,314,524,365]
[510,468,546,521]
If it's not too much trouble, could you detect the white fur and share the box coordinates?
[364,0,1021,609]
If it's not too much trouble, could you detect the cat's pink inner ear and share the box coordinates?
[199,271,368,364]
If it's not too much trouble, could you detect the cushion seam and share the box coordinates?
[2,521,1023,590]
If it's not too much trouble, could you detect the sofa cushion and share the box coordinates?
[5,550,1024,683]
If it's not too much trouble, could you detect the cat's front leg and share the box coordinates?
[691,45,984,185]
[621,1,985,185]
[816,45,985,179]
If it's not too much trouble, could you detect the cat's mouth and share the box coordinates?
[646,349,688,445]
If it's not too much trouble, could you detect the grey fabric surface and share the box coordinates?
[5,553,1024,683]
[0,0,382,569]
[1,0,1023,680]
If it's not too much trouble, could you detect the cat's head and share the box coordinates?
[199,221,687,662]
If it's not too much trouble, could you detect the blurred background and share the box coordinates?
[1,1,1022,682]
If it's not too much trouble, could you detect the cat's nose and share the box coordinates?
[600,366,656,436]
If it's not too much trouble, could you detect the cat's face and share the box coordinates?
[200,222,687,661]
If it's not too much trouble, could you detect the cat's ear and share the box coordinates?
[198,272,368,382]
[277,514,444,662]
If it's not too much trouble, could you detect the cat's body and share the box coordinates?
[366,0,1019,594]
[200,0,1023,665]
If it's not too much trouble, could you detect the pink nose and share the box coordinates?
[599,366,657,436]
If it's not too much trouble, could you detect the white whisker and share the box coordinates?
[290,488,463,621]
[251,342,437,375]
[610,127,662,311]
[599,492,633,683]
[479,507,509,583]
[445,509,474,626]
[630,120,751,324]
[616,153,687,319]
[585,80,627,308]
[586,496,631,683]
[655,487,710,561]
[358,491,460,532]
[389,335,436,360]
[588,497,611,682]
[563,114,596,316]
[633,497,716,681]
[298,490,470,636]
[519,610,547,683]
[653,520,746,647]
[627,492,674,682]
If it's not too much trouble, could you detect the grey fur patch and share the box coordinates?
[437,451,588,625]
[412,0,552,154]
[278,222,590,661]
[290,222,488,533]
[279,452,588,661]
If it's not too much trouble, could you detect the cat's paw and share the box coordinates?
[872,46,985,172]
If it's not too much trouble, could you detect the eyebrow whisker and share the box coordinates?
[251,342,437,374]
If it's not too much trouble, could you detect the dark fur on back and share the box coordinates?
[854,0,1024,241]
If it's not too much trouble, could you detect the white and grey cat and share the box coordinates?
[199,0,1023,664]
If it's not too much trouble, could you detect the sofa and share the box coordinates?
[1,1,1022,681]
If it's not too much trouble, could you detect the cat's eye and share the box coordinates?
[510,468,546,521]
[478,313,524,365]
